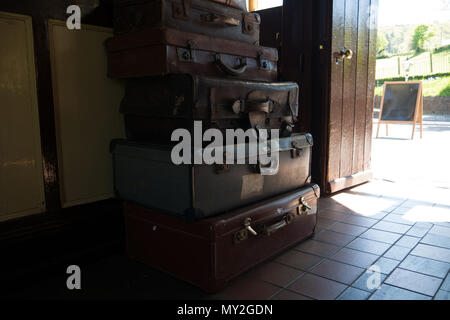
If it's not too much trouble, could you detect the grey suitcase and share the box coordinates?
[111,133,313,220]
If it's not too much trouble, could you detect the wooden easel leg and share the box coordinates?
[376,121,381,138]
[420,94,423,139]
[386,124,389,136]
[411,122,416,140]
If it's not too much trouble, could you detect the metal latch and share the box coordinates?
[300,197,312,214]
[291,140,304,158]
[257,51,270,70]
[172,0,191,20]
[234,217,257,244]
[177,40,195,62]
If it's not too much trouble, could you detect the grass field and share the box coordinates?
[374,75,450,97]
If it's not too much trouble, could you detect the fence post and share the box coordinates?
[398,57,401,76]
[429,52,433,74]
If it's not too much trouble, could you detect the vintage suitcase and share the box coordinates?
[113,0,260,45]
[111,133,313,220]
[105,28,278,81]
[124,184,320,292]
[121,75,299,142]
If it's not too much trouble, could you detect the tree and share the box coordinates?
[377,32,388,56]
[412,25,434,52]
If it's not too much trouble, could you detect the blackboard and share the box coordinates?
[380,82,420,121]
[376,81,423,140]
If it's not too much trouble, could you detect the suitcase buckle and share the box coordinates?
[234,218,257,244]
[291,140,304,158]
[300,197,312,214]
[177,40,195,62]
[257,52,270,70]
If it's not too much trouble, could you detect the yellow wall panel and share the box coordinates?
[48,20,125,208]
[0,12,45,221]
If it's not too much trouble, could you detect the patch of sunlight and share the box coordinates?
[331,193,399,217]
[402,205,450,223]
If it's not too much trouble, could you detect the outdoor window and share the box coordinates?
[248,0,283,11]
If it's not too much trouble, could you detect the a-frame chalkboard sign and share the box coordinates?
[376,81,423,140]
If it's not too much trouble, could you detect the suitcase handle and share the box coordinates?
[264,213,294,236]
[200,13,241,26]
[215,54,247,76]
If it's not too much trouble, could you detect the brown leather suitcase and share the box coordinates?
[124,184,319,292]
[113,0,260,45]
[121,74,299,142]
[105,28,278,81]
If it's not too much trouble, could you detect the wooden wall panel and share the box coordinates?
[49,20,125,208]
[365,0,379,171]
[327,0,345,183]
[340,0,358,178]
[353,0,370,174]
[0,12,45,221]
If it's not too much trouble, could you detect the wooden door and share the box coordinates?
[324,0,378,193]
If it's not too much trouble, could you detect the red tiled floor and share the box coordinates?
[310,259,364,285]
[249,262,304,287]
[270,290,312,300]
[395,235,421,249]
[382,213,415,226]
[294,239,341,258]
[337,287,371,300]
[331,248,379,269]
[219,276,281,300]
[384,268,442,297]
[346,238,391,255]
[369,284,431,300]
[359,228,402,244]
[410,244,450,263]
[372,221,411,234]
[383,245,411,261]
[313,230,355,247]
[373,257,400,274]
[421,233,450,249]
[275,250,323,271]
[399,255,450,278]
[327,222,368,236]
[318,209,350,222]
[287,273,347,300]
[342,215,378,228]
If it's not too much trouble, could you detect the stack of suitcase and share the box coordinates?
[107,0,320,292]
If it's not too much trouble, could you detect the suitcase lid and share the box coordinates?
[105,27,278,62]
[111,133,312,164]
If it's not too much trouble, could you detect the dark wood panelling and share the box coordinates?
[353,0,370,174]
[365,0,379,171]
[0,0,114,211]
[340,0,358,178]
[327,0,345,183]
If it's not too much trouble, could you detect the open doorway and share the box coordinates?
[372,0,450,189]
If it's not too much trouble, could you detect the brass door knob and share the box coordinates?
[335,48,353,64]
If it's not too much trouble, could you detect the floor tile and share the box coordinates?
[313,230,355,247]
[352,211,390,220]
[310,259,364,285]
[287,273,347,300]
[434,290,450,300]
[316,217,338,231]
[383,246,411,261]
[360,229,402,244]
[441,275,450,291]
[318,210,350,222]
[270,290,312,300]
[328,222,368,236]
[220,277,281,300]
[337,287,371,300]
[382,213,415,226]
[399,255,450,278]
[342,215,378,228]
[406,225,432,238]
[372,221,411,234]
[250,262,304,287]
[428,225,450,238]
[275,250,323,271]
[411,244,450,263]
[421,233,450,249]
[331,248,379,269]
[385,268,442,296]
[395,235,421,249]
[374,257,400,274]
[352,271,387,293]
[369,284,431,300]
[295,240,341,258]
[346,238,391,255]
